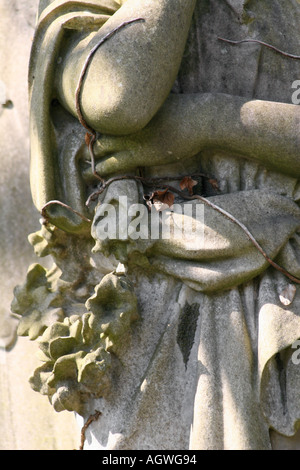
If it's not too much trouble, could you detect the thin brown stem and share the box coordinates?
[218,37,300,60]
[75,18,145,183]
[85,173,212,205]
[73,21,300,286]
[86,174,300,285]
[41,200,92,224]
[79,410,101,451]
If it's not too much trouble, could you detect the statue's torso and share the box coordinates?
[148,0,300,201]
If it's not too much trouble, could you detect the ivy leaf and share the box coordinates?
[144,188,175,211]
[180,176,198,195]
[152,188,175,211]
[208,178,220,192]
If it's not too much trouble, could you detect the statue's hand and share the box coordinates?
[90,128,182,177]
[80,92,300,181]
[82,93,211,178]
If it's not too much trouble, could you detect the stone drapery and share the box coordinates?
[12,0,300,450]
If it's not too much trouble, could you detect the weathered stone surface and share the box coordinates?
[10,0,300,451]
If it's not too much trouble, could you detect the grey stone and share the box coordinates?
[11,0,300,450]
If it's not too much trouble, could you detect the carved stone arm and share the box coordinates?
[54,0,197,134]
[85,92,300,179]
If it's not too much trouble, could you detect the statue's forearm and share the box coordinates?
[55,0,196,134]
[144,93,300,177]
[208,94,300,177]
[93,93,300,178]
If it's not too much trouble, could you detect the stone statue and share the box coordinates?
[12,0,300,450]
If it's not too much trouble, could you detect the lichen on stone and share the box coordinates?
[30,314,113,414]
[29,272,138,415]
[11,263,66,340]
[11,224,139,415]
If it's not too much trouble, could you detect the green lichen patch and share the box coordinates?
[28,272,139,415]
[11,263,66,340]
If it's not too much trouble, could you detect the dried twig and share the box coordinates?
[188,194,300,285]
[79,410,101,450]
[85,173,212,205]
[41,200,92,224]
[75,18,145,182]
[72,19,300,286]
[218,37,300,60]
[86,174,300,285]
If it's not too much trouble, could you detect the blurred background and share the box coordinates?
[0,0,79,450]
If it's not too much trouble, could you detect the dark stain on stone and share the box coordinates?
[177,302,200,367]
